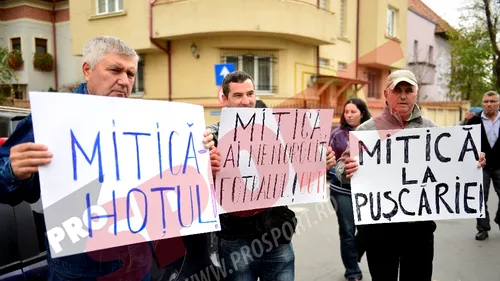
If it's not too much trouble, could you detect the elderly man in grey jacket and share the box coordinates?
[335,70,486,281]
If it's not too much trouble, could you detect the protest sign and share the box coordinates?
[214,107,334,213]
[29,92,220,258]
[350,125,484,225]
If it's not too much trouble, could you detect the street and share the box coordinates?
[290,191,500,281]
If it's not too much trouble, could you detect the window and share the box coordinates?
[319,58,330,67]
[338,62,347,70]
[386,7,397,37]
[11,38,21,51]
[413,40,419,61]
[319,0,328,9]
[223,52,276,93]
[35,38,47,54]
[97,0,123,14]
[339,0,346,36]
[131,56,144,96]
[428,45,434,64]
[366,68,381,98]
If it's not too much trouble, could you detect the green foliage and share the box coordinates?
[447,26,494,105]
[33,53,53,72]
[0,46,19,100]
[8,50,23,69]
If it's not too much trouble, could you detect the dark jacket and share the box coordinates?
[328,126,352,194]
[466,112,500,170]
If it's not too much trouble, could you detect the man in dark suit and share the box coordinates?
[466,91,500,241]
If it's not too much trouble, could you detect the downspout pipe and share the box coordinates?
[316,0,320,75]
[52,0,58,90]
[355,0,360,79]
[149,0,172,101]
[316,46,320,76]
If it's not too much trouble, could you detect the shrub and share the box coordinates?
[33,53,53,72]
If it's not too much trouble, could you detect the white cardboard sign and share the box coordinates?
[215,107,334,214]
[350,125,484,225]
[29,92,220,258]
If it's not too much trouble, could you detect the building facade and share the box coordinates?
[316,0,408,118]
[0,0,410,122]
[67,0,408,124]
[407,0,452,102]
[0,0,82,106]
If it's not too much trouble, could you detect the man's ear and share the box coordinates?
[383,88,388,100]
[82,62,92,82]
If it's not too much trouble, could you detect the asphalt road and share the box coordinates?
[290,192,500,281]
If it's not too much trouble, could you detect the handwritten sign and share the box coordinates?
[29,92,220,258]
[350,125,484,225]
[215,108,334,213]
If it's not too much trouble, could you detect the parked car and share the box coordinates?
[0,107,49,281]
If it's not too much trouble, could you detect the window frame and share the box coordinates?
[337,62,347,71]
[224,54,274,94]
[366,68,382,99]
[96,0,124,15]
[319,0,329,10]
[131,56,144,97]
[386,7,397,38]
[339,0,346,37]
[34,38,48,54]
[319,58,330,67]
[11,37,21,52]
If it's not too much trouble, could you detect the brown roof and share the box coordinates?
[408,0,454,34]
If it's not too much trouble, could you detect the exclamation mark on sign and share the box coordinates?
[291,173,298,202]
[479,183,484,217]
[210,184,219,229]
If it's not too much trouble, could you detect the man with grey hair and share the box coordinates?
[335,69,486,281]
[0,35,219,280]
[466,90,500,241]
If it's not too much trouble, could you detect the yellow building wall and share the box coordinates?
[152,0,336,46]
[319,0,357,78]
[358,0,407,69]
[388,0,408,69]
[142,35,317,102]
[140,35,317,125]
[142,52,170,100]
[68,0,408,125]
[68,0,152,55]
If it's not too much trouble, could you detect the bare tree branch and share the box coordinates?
[483,0,500,55]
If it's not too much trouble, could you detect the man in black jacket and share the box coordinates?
[466,91,500,241]
[207,71,336,281]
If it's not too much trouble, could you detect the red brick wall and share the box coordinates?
[0,5,69,22]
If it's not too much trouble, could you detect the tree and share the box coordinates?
[0,46,19,97]
[460,0,500,90]
[447,24,494,105]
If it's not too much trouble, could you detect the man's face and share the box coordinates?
[222,79,256,108]
[83,52,137,98]
[384,81,417,119]
[482,94,499,116]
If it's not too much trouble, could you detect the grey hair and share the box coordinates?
[483,90,500,100]
[82,36,139,69]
